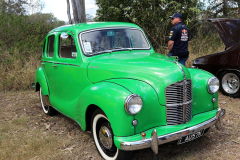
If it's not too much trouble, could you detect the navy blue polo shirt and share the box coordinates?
[169,22,190,58]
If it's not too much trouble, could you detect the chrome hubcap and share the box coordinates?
[99,126,113,149]
[222,73,239,94]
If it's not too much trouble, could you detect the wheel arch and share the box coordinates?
[76,81,135,136]
[35,67,49,95]
[36,82,40,92]
[216,69,240,78]
[85,104,100,131]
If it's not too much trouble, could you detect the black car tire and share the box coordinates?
[91,109,132,160]
[219,71,240,98]
[39,87,57,116]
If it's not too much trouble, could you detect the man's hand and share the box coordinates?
[168,40,174,52]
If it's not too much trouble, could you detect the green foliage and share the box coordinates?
[0,11,65,91]
[95,0,203,52]
[0,12,65,58]
[0,0,28,15]
[204,0,240,18]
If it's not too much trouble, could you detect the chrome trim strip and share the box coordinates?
[120,108,225,152]
[166,100,192,107]
[41,61,80,67]
[183,80,187,123]
[162,60,186,80]
[174,61,186,80]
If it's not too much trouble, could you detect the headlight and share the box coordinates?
[124,94,143,115]
[208,77,219,94]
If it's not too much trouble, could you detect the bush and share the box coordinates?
[0,11,65,91]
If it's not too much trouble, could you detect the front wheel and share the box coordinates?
[39,87,57,116]
[91,109,131,160]
[219,71,240,98]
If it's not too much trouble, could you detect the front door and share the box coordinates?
[48,32,84,118]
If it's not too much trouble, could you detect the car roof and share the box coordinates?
[48,22,141,35]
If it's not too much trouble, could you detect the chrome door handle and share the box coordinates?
[52,65,57,67]
[41,63,45,65]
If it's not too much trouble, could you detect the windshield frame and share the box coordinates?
[79,27,151,57]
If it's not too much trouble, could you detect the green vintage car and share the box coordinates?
[35,22,225,160]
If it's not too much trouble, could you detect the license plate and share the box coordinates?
[178,129,205,144]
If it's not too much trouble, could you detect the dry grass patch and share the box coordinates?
[0,91,99,160]
[0,90,240,160]
[0,50,40,91]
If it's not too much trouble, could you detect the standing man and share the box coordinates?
[168,13,190,66]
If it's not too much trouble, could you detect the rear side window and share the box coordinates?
[59,35,77,59]
[42,39,46,57]
[47,35,55,57]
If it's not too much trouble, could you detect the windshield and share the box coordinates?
[80,28,150,55]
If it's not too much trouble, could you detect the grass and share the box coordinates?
[0,90,239,160]
[0,50,40,91]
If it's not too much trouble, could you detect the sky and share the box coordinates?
[41,0,98,21]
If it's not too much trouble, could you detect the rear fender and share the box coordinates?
[35,67,49,95]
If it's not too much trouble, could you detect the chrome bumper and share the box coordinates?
[120,108,225,154]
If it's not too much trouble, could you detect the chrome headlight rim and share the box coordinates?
[208,77,219,94]
[124,94,143,115]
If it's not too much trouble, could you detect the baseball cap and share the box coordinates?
[169,13,182,19]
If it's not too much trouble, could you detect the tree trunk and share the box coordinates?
[223,0,227,17]
[66,0,72,24]
[71,0,79,23]
[71,0,86,23]
[75,0,86,23]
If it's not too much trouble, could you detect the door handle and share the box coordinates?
[41,63,45,65]
[52,65,57,67]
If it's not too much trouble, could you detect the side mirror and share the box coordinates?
[60,32,69,40]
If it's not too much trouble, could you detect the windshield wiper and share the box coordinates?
[90,47,132,55]
[108,47,132,51]
[91,50,112,55]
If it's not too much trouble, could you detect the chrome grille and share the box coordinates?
[165,80,192,125]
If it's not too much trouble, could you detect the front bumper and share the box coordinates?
[120,108,225,154]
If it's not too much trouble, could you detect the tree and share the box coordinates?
[66,0,86,24]
[95,0,203,51]
[86,14,94,22]
[205,0,240,18]
[0,0,28,15]
[0,0,45,15]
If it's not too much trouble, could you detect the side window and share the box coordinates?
[47,35,55,57]
[42,39,46,57]
[130,30,148,48]
[59,35,77,59]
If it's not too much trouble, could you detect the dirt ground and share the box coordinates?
[0,90,240,160]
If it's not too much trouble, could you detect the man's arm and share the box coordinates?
[168,40,174,53]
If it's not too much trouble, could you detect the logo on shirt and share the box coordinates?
[169,31,173,38]
[182,29,188,35]
[181,29,188,41]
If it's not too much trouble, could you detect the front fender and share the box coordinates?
[35,67,49,95]
[106,79,165,134]
[76,82,135,137]
[188,68,218,115]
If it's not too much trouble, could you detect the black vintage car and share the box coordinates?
[193,18,240,98]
